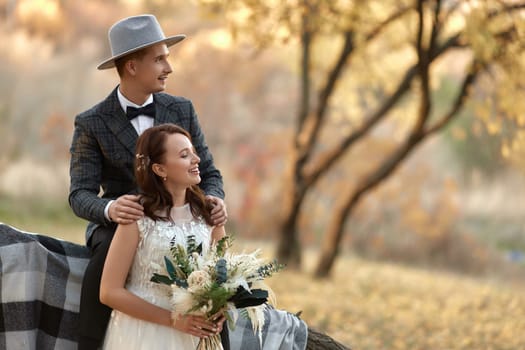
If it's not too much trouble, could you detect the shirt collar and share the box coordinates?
[117,87,154,112]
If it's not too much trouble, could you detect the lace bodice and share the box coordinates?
[125,204,211,309]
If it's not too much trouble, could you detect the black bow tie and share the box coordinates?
[126,103,156,120]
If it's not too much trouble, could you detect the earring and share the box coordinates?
[163,176,167,181]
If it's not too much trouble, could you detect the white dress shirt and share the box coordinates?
[104,87,155,221]
[117,87,155,135]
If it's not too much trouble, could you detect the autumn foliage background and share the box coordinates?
[1,1,525,349]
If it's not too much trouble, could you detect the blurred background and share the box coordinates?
[1,0,525,349]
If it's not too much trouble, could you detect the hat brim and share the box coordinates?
[97,34,186,70]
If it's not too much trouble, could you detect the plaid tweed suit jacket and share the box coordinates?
[69,87,224,243]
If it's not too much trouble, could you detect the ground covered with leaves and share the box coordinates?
[261,249,525,350]
[4,213,523,350]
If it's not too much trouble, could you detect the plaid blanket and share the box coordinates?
[230,307,307,350]
[0,223,90,350]
[0,223,307,350]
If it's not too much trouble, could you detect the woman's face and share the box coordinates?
[158,133,201,189]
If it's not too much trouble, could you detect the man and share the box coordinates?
[69,14,227,349]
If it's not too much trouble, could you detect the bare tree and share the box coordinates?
[197,0,525,275]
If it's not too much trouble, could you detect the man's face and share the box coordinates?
[131,43,173,94]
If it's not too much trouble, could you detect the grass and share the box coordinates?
[233,242,525,350]
[2,199,524,349]
[0,197,86,243]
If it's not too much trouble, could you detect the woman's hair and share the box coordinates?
[135,123,213,225]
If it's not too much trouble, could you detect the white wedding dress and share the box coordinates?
[103,204,211,350]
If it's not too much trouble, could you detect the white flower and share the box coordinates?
[247,305,267,347]
[199,299,214,314]
[153,234,283,342]
[171,285,193,317]
[187,270,211,290]
[222,275,250,293]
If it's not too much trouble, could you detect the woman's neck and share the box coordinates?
[169,188,187,207]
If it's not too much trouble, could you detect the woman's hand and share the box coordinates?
[209,309,226,333]
[173,313,221,338]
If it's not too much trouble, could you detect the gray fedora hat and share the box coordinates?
[97,14,185,70]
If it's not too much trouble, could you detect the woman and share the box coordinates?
[100,124,226,349]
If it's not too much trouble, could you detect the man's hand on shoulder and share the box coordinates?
[109,194,144,225]
[206,195,228,227]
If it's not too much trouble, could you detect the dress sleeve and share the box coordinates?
[137,217,155,242]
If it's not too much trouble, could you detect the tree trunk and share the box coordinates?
[307,327,351,350]
[276,186,305,269]
[276,2,312,269]
[315,197,358,278]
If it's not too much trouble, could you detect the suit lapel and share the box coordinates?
[99,87,138,156]
[153,93,174,125]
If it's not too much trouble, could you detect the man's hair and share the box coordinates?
[114,48,148,77]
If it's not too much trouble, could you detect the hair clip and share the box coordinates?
[136,153,151,172]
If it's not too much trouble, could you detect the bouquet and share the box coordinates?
[150,235,283,350]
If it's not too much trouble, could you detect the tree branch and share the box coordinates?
[296,6,312,137]
[295,0,314,178]
[341,0,436,197]
[303,30,354,156]
[303,29,465,188]
[429,0,442,54]
[364,5,412,43]
[330,3,521,241]
[489,2,525,18]
[414,0,432,132]
[424,60,483,136]
[300,4,413,166]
